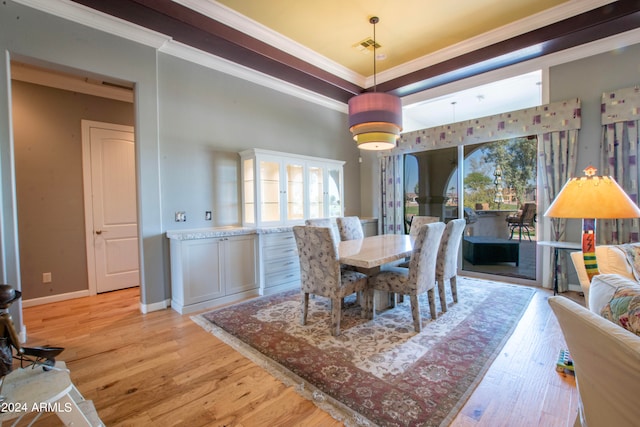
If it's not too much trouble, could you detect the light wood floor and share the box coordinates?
[20,282,579,426]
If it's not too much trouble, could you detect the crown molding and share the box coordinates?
[11,0,349,111]
[373,0,618,86]
[402,26,640,108]
[12,0,170,48]
[161,40,347,113]
[173,0,366,87]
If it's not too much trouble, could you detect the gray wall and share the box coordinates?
[158,54,360,231]
[0,1,360,322]
[548,42,640,242]
[12,80,134,300]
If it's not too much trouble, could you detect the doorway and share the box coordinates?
[82,121,139,294]
[12,62,137,304]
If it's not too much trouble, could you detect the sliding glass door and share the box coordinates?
[404,136,537,281]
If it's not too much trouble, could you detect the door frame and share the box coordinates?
[81,120,137,296]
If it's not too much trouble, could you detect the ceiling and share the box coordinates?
[19,0,634,133]
[67,0,640,104]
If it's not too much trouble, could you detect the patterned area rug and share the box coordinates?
[193,277,534,427]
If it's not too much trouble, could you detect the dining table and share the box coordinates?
[338,234,413,315]
[338,234,413,273]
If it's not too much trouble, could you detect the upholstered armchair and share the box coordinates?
[336,216,364,241]
[435,219,466,312]
[368,222,445,332]
[293,226,368,336]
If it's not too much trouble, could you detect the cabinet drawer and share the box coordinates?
[265,268,300,288]
[263,232,296,247]
[263,256,299,274]
[263,244,298,262]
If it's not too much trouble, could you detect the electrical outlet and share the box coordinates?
[42,272,52,283]
[205,211,212,221]
[175,211,186,222]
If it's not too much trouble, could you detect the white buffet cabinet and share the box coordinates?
[167,220,379,313]
[167,229,259,314]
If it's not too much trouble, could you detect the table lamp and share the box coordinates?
[544,166,640,281]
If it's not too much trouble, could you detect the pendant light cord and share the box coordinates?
[371,16,379,92]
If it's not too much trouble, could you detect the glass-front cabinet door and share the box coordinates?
[307,164,324,219]
[259,159,281,224]
[240,149,344,226]
[286,163,304,221]
[327,166,342,217]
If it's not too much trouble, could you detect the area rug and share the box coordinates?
[192,277,535,427]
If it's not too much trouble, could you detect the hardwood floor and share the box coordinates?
[20,283,579,426]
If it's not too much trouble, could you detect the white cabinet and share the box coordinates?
[260,231,300,295]
[169,234,259,314]
[240,149,344,227]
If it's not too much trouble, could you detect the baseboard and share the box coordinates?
[140,299,169,314]
[22,290,91,307]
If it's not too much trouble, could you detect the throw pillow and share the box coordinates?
[620,243,640,281]
[600,284,640,336]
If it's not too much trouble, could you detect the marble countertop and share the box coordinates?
[166,218,378,241]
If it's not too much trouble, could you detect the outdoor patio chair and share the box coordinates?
[506,202,537,241]
[368,222,445,332]
[435,219,466,312]
[293,226,368,336]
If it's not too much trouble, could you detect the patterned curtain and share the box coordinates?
[600,120,640,243]
[538,130,579,292]
[380,154,404,234]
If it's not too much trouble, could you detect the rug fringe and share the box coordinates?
[191,315,378,427]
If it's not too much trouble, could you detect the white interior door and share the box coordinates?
[82,121,139,293]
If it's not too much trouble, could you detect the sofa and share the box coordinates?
[570,243,640,309]
[548,296,640,427]
[554,242,640,426]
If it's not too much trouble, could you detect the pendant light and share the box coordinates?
[348,16,403,151]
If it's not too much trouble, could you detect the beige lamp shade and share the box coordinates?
[544,168,640,219]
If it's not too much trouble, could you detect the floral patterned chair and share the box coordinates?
[408,215,440,241]
[305,218,340,243]
[435,219,466,312]
[368,222,445,332]
[293,226,368,336]
[336,216,364,241]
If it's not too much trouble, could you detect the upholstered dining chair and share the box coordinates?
[435,218,466,312]
[368,222,445,332]
[396,215,441,269]
[305,218,340,243]
[293,226,368,336]
[408,215,440,241]
[336,216,364,241]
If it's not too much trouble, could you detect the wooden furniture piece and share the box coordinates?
[0,362,103,426]
[293,226,368,336]
[435,219,466,312]
[368,223,446,331]
[240,149,344,227]
[463,236,519,266]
